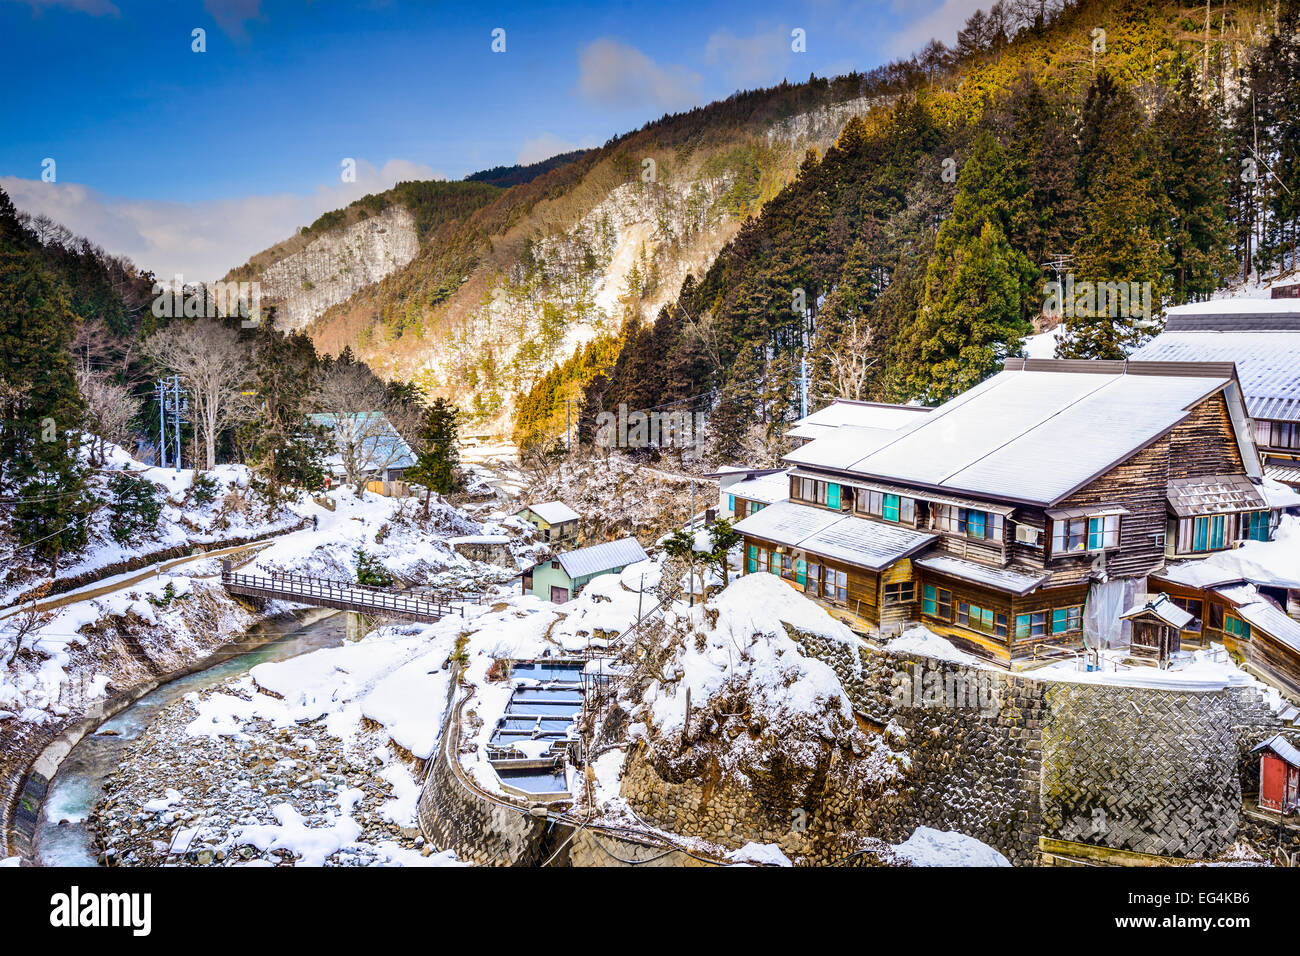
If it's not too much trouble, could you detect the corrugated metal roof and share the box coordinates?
[733,501,936,571]
[791,366,1232,505]
[1236,597,1300,655]
[913,553,1048,595]
[522,501,580,524]
[1252,733,1300,767]
[1265,458,1300,487]
[555,537,646,579]
[1166,474,1267,517]
[727,471,790,505]
[1130,330,1300,422]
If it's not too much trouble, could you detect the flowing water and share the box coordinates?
[33,608,346,867]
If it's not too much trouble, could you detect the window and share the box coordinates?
[1192,514,1227,552]
[1052,514,1120,555]
[1267,421,1300,450]
[824,569,847,602]
[807,562,822,595]
[795,477,840,509]
[1208,602,1224,630]
[1239,510,1270,542]
[958,602,996,633]
[1015,611,1047,639]
[934,505,1003,540]
[1171,597,1202,633]
[1087,515,1120,550]
[1051,605,1082,634]
[921,584,952,619]
[769,550,780,575]
[746,544,758,574]
[550,560,560,569]
[884,581,915,605]
[755,548,768,573]
[827,482,842,510]
[859,490,916,524]
[780,553,793,579]
[1224,612,1251,639]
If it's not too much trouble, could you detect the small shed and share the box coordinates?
[515,501,581,545]
[526,537,647,604]
[1121,594,1194,669]
[1251,734,1300,814]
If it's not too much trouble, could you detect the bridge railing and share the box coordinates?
[220,564,464,620]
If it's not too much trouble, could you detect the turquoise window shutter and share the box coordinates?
[827,483,841,509]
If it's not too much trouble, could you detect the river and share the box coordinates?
[33,608,346,867]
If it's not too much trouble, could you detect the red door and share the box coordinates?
[1261,753,1287,811]
[550,585,570,604]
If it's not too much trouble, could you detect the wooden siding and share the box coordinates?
[741,533,880,627]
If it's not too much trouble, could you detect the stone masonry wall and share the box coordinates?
[620,627,1251,864]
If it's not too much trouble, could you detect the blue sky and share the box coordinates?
[0,0,980,278]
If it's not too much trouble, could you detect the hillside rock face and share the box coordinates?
[258,205,418,331]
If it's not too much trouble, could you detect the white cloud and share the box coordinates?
[705,26,792,90]
[577,37,702,111]
[884,0,988,56]
[1,158,443,282]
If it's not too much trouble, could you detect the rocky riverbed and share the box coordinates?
[86,676,461,867]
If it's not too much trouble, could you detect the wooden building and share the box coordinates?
[1251,734,1300,814]
[525,537,646,604]
[734,359,1278,667]
[1120,595,1194,669]
[515,501,581,546]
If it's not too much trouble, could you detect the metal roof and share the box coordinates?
[1130,329,1300,422]
[1120,594,1195,630]
[913,553,1048,596]
[1251,733,1300,768]
[521,501,580,524]
[1265,458,1300,487]
[733,501,936,571]
[1166,474,1267,517]
[727,471,790,505]
[1236,595,1300,655]
[787,400,930,440]
[787,362,1242,506]
[554,537,646,579]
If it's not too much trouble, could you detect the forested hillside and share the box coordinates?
[531,0,1298,464]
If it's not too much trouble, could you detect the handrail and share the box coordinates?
[220,567,464,621]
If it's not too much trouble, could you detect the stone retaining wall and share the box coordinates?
[620,628,1279,865]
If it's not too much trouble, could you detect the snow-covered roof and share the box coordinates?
[787,400,930,441]
[912,553,1048,596]
[1265,458,1300,487]
[1120,594,1194,630]
[1251,733,1300,768]
[785,361,1253,505]
[1130,328,1300,421]
[733,501,936,571]
[1164,297,1300,319]
[519,501,580,524]
[1236,595,1300,655]
[728,471,790,505]
[554,537,647,579]
[1156,514,1300,591]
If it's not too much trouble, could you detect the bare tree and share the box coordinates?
[76,369,141,465]
[143,318,250,470]
[4,585,54,667]
[824,319,879,401]
[312,363,409,495]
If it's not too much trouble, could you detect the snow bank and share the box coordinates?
[892,827,1011,867]
[887,625,982,666]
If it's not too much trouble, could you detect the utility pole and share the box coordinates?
[156,379,168,467]
[689,479,696,607]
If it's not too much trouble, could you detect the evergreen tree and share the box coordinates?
[1059,71,1169,359]
[1155,69,1233,303]
[106,472,162,544]
[407,398,460,517]
[0,189,95,567]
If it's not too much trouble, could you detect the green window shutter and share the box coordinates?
[922,584,936,616]
[746,544,757,574]
[1015,614,1030,639]
[795,558,806,587]
[1087,517,1102,550]
[827,483,841,509]
[728,495,736,512]
[770,550,780,574]
[883,494,899,522]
